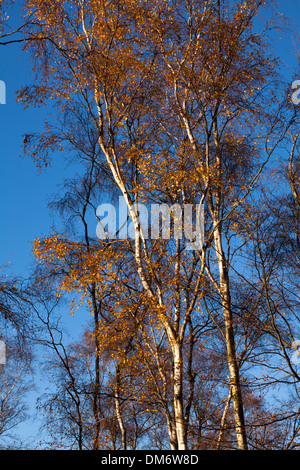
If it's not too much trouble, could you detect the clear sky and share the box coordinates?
[0,0,300,449]
[0,16,72,277]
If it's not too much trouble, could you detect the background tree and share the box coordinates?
[0,334,32,449]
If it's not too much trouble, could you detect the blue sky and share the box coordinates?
[0,39,71,277]
[0,0,300,448]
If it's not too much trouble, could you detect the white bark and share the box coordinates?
[172,342,187,450]
[213,219,248,450]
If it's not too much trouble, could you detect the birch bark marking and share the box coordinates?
[173,341,187,450]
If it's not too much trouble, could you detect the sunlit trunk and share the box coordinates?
[216,389,231,449]
[115,364,127,450]
[172,342,187,450]
[214,222,248,450]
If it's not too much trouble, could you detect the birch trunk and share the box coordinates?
[115,365,127,450]
[172,342,187,450]
[167,418,178,450]
[213,221,248,450]
[95,87,190,451]
[216,389,231,449]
